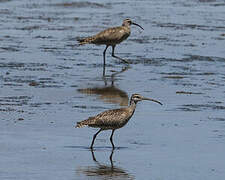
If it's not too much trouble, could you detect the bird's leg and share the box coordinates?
[103,65,106,76]
[103,45,109,66]
[109,148,114,168]
[90,129,102,149]
[110,129,115,149]
[112,45,130,64]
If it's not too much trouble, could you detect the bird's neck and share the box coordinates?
[126,100,137,119]
[122,24,131,29]
[129,100,137,110]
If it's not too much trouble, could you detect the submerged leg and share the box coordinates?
[90,149,97,162]
[112,45,130,64]
[102,64,106,77]
[90,129,102,149]
[103,45,109,66]
[110,129,115,149]
[109,148,115,168]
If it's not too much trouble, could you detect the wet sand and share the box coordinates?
[0,0,225,179]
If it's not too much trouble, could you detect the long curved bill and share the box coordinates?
[142,97,163,105]
[132,22,144,30]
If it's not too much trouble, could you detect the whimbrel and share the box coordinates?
[76,94,162,149]
[78,19,144,65]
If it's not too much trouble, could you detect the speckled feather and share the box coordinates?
[76,106,135,130]
[78,26,130,46]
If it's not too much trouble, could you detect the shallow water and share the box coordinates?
[0,0,225,179]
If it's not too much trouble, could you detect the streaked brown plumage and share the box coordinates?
[76,94,162,149]
[78,19,144,65]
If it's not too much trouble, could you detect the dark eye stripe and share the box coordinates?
[133,96,140,98]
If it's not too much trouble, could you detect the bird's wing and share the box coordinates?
[92,27,130,45]
[91,108,129,128]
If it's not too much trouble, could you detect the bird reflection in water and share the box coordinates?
[76,149,134,180]
[78,66,129,107]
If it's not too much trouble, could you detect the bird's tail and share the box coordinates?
[77,37,95,45]
[75,117,95,128]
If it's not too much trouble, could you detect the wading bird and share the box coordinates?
[78,19,144,66]
[76,94,162,149]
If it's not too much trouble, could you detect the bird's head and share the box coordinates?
[122,19,144,30]
[130,94,162,105]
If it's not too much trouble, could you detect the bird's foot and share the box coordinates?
[112,55,130,64]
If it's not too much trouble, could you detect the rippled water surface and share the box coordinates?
[1,0,225,179]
